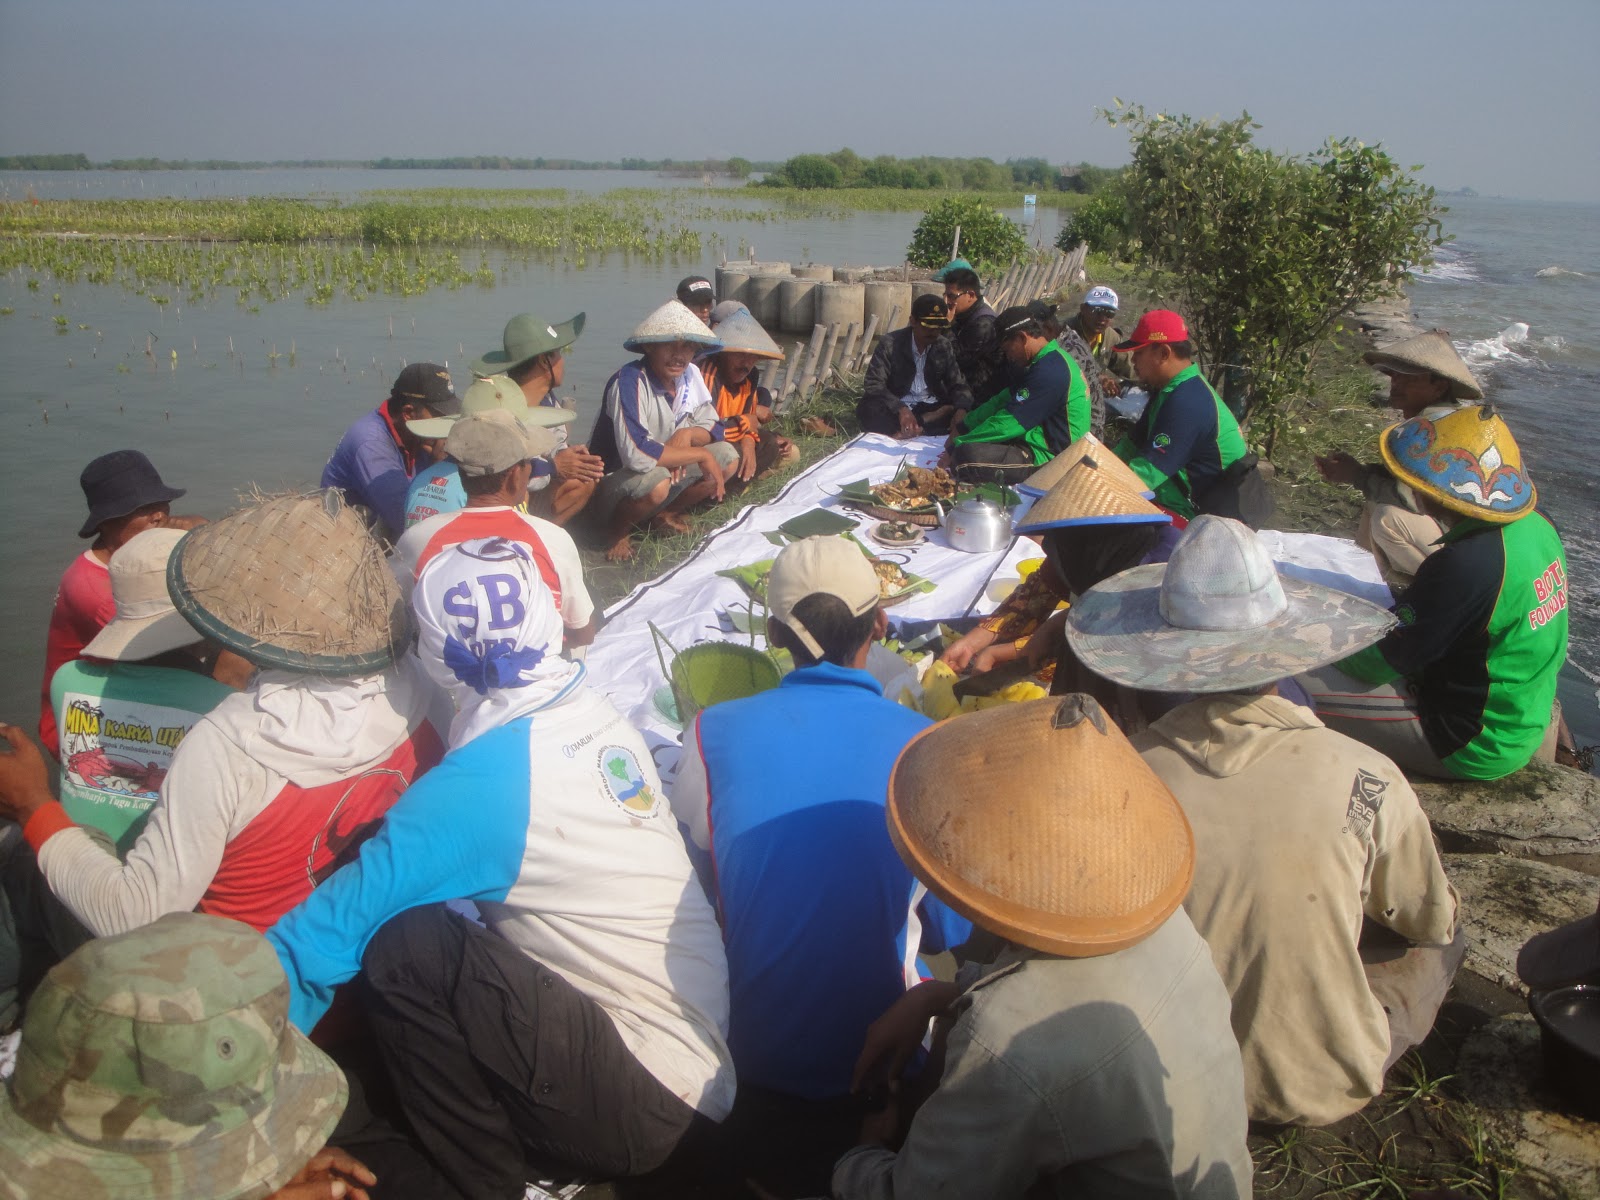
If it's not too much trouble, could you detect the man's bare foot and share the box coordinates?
[605,535,637,562]
[651,510,693,536]
[800,416,836,436]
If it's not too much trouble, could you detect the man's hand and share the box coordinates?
[269,1147,376,1200]
[1099,372,1122,398]
[851,979,961,1095]
[701,451,726,503]
[552,444,605,484]
[1315,452,1362,487]
[166,514,209,531]
[0,725,56,826]
[941,627,998,673]
[735,439,758,482]
[949,411,967,434]
[935,450,953,471]
[856,1092,902,1149]
[896,406,922,440]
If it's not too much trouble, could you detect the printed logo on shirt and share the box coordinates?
[1342,768,1387,839]
[1011,388,1030,406]
[598,745,662,818]
[60,694,199,807]
[1528,559,1568,631]
[1152,433,1172,451]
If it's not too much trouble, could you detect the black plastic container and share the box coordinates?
[1527,984,1600,1120]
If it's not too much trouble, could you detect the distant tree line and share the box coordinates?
[758,149,1122,192]
[0,154,783,174]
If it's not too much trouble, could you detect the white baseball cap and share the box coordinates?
[1084,286,1119,311]
[767,537,879,660]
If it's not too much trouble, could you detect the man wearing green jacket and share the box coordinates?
[943,306,1090,481]
[1111,311,1248,519]
[1302,407,1568,781]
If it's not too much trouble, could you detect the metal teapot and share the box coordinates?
[943,497,1013,553]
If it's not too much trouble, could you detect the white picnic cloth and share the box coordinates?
[583,435,1394,788]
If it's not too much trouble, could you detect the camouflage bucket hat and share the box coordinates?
[1067,515,1396,692]
[0,912,346,1200]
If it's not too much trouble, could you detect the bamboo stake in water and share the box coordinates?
[852,313,880,371]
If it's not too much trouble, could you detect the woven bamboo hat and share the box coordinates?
[1015,457,1171,534]
[1379,405,1535,524]
[1018,433,1153,499]
[1363,330,1482,400]
[710,308,784,360]
[168,490,408,674]
[888,694,1194,958]
[623,300,723,354]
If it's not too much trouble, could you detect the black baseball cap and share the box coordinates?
[676,276,715,305]
[912,294,950,328]
[390,363,459,415]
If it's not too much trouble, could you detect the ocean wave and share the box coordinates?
[1456,322,1534,367]
[1420,247,1480,283]
[1535,265,1588,278]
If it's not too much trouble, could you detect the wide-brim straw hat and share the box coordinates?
[1379,404,1536,524]
[889,694,1194,958]
[407,373,576,439]
[1067,515,1395,693]
[623,300,723,354]
[1017,434,1153,499]
[168,490,408,674]
[0,912,346,1200]
[1015,457,1171,534]
[83,528,201,662]
[709,309,784,360]
[1363,330,1482,400]
[472,312,585,378]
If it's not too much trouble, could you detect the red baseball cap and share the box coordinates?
[1114,310,1189,352]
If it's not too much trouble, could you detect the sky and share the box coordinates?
[1,0,1596,202]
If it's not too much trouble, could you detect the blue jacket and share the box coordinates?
[673,663,972,1099]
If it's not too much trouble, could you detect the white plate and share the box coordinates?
[868,521,927,549]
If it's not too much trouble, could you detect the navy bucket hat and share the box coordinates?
[77,450,186,538]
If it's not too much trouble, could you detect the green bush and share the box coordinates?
[780,154,843,189]
[1057,193,1126,255]
[906,197,1028,269]
[1098,102,1446,454]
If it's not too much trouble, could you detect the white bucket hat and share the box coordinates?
[623,300,723,354]
[1067,515,1396,692]
[83,528,203,662]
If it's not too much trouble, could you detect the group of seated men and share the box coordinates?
[0,275,1575,1199]
[319,275,794,565]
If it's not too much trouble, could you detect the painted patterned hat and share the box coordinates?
[888,694,1194,958]
[1379,405,1535,524]
[169,490,408,674]
[623,300,723,354]
[1018,433,1154,499]
[1067,515,1396,692]
[0,912,346,1200]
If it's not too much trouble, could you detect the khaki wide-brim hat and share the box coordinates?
[1363,330,1483,400]
[83,528,202,662]
[1015,457,1171,534]
[407,373,576,438]
[710,309,784,360]
[472,311,585,378]
[168,490,408,675]
[0,912,346,1200]
[1018,433,1153,499]
[888,694,1195,958]
[1067,515,1396,693]
[623,300,723,354]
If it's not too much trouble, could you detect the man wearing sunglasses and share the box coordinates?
[1065,286,1134,398]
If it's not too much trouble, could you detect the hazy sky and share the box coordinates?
[2,0,1595,202]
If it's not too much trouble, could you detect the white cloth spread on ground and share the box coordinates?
[584,434,1395,791]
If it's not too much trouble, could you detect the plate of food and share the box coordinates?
[837,464,1020,527]
[868,519,927,549]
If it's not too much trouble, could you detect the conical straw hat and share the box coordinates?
[168,490,408,674]
[1363,330,1482,400]
[1018,433,1152,498]
[623,300,723,354]
[710,309,784,360]
[1015,457,1171,533]
[888,694,1194,958]
[1379,404,1535,523]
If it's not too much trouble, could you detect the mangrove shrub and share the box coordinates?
[1099,102,1446,454]
[907,197,1028,270]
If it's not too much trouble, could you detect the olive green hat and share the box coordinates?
[0,912,346,1200]
[472,311,586,378]
[406,373,577,439]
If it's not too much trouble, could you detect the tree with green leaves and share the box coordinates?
[1096,103,1446,455]
[780,154,844,189]
[906,196,1029,270]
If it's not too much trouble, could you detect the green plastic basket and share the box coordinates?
[650,624,782,723]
